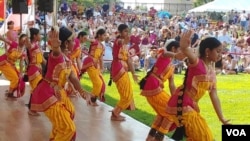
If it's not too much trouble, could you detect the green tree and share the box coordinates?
[194,0,214,7]
[65,0,110,7]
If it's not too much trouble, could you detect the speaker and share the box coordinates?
[38,0,53,13]
[12,0,28,14]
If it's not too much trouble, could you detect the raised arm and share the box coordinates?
[179,30,198,65]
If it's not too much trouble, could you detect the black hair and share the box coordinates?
[118,24,128,33]
[166,40,180,51]
[7,21,14,29]
[199,37,221,58]
[77,31,87,39]
[95,28,106,39]
[172,67,189,140]
[19,34,27,40]
[29,28,40,41]
[139,67,154,90]
[227,54,234,59]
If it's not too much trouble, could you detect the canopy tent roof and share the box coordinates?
[188,0,250,13]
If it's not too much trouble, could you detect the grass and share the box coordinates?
[80,71,250,141]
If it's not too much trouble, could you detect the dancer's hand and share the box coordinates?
[221,118,231,125]
[49,28,61,50]
[54,86,62,100]
[132,74,140,84]
[180,30,193,49]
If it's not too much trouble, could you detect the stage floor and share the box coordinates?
[0,78,172,141]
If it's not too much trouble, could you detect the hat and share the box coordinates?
[59,27,73,43]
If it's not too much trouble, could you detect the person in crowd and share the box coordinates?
[0,34,26,99]
[140,39,185,141]
[30,27,92,141]
[81,27,107,106]
[222,54,238,74]
[6,21,18,52]
[110,24,139,121]
[144,47,157,72]
[167,31,230,141]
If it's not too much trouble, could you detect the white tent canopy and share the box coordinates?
[188,0,250,13]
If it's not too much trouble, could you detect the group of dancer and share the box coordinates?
[0,21,230,141]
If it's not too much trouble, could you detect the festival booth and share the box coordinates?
[188,0,250,13]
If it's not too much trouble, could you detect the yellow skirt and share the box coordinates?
[115,72,135,110]
[170,110,214,141]
[29,74,42,91]
[87,66,105,97]
[0,63,19,89]
[44,101,76,141]
[146,90,174,134]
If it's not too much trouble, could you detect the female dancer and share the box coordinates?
[65,31,83,96]
[110,24,139,121]
[0,34,26,98]
[25,28,46,115]
[81,27,106,105]
[30,27,92,141]
[167,31,230,141]
[140,39,185,141]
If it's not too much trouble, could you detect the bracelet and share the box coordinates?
[79,89,87,98]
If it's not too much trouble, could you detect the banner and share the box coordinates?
[0,0,4,21]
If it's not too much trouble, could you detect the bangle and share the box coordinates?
[79,89,87,97]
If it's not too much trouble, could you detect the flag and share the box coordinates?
[0,0,4,21]
[27,0,32,6]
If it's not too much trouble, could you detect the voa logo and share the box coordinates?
[226,129,246,136]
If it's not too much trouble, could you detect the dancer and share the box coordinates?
[66,31,90,96]
[110,24,139,121]
[30,27,92,141]
[167,31,230,141]
[25,28,46,116]
[81,27,106,106]
[0,34,26,99]
[140,39,185,141]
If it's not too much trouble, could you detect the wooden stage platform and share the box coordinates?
[0,77,173,141]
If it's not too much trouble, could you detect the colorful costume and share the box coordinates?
[31,53,76,141]
[167,59,216,141]
[0,41,25,97]
[27,42,43,90]
[82,40,106,102]
[111,38,135,111]
[69,38,81,78]
[66,38,82,95]
[141,55,175,134]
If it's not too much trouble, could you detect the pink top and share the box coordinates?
[141,55,174,96]
[168,59,216,109]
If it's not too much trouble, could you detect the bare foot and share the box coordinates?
[28,110,40,116]
[111,112,126,121]
[91,102,99,107]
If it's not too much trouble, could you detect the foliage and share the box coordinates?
[194,0,214,7]
[61,0,110,7]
